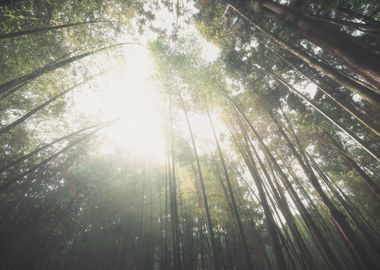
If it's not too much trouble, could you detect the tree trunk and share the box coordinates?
[267,45,380,137]
[250,145,319,270]
[260,66,380,162]
[259,0,380,92]
[0,42,135,98]
[0,75,99,135]
[226,95,347,270]
[273,116,377,270]
[178,91,221,270]
[224,4,380,109]
[327,135,380,200]
[0,121,108,174]
[168,100,182,270]
[229,123,289,270]
[208,112,255,270]
[0,20,112,39]
[0,123,104,192]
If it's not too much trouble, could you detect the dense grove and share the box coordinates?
[0,1,379,269]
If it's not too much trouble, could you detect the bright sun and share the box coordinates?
[71,44,167,162]
[67,25,221,163]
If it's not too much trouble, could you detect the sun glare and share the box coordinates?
[67,19,222,163]
[71,45,167,162]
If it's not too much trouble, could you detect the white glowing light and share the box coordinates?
[304,82,318,98]
[70,45,166,162]
[64,12,222,163]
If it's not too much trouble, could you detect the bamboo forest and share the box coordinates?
[1,0,380,269]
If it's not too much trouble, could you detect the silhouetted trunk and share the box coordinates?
[250,144,318,270]
[223,4,380,109]
[259,0,380,91]
[0,42,134,98]
[273,116,376,270]
[267,45,380,137]
[0,20,112,39]
[336,7,380,29]
[229,123,288,270]
[226,94,346,270]
[327,135,380,199]
[208,112,255,270]
[0,74,99,135]
[308,153,380,255]
[0,119,113,174]
[178,91,221,270]
[260,66,380,161]
[303,13,380,38]
[0,123,105,192]
[168,100,182,270]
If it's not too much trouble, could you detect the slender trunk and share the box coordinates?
[178,91,220,270]
[260,66,380,161]
[163,153,170,270]
[0,122,105,192]
[158,163,165,270]
[208,112,255,270]
[226,97,346,270]
[224,4,380,108]
[336,7,380,29]
[0,42,135,98]
[136,176,146,270]
[327,135,380,199]
[267,45,380,137]
[303,13,380,37]
[250,145,318,270]
[283,113,380,229]
[0,74,100,135]
[228,166,275,270]
[168,101,182,270]
[273,116,376,270]
[230,124,288,270]
[279,154,356,270]
[0,20,113,39]
[308,153,380,255]
[0,121,108,174]
[259,0,380,91]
